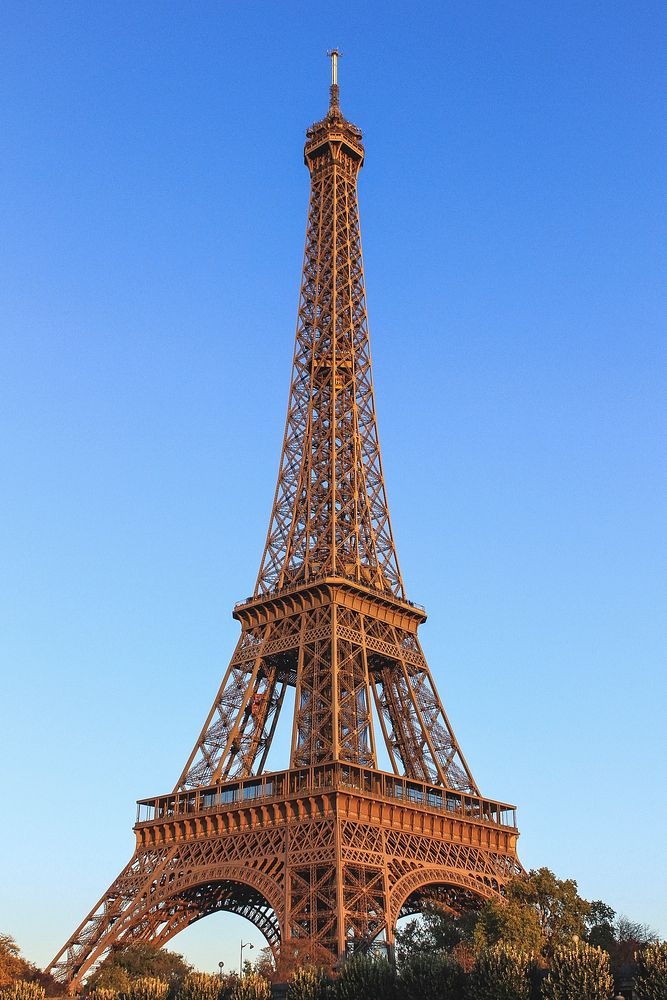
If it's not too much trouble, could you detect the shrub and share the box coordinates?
[89,989,119,1000]
[124,978,169,1000]
[333,956,396,1000]
[634,942,667,1000]
[229,975,270,1000]
[468,944,531,1000]
[0,982,46,1000]
[398,951,463,1000]
[542,942,613,1000]
[177,974,222,1000]
[287,966,329,1000]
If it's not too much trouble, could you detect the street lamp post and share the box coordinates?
[239,940,254,977]
[218,962,224,982]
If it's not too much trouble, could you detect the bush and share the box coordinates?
[0,982,46,1000]
[634,942,667,1000]
[468,944,531,1000]
[333,956,396,1000]
[124,978,169,1000]
[86,945,191,996]
[287,966,329,1000]
[398,951,463,1000]
[542,942,613,1000]
[177,974,222,1000]
[229,975,270,1000]
[89,989,119,1000]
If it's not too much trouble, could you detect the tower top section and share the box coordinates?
[327,48,341,108]
[256,52,402,599]
[305,50,364,169]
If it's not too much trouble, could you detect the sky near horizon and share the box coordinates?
[1,0,665,977]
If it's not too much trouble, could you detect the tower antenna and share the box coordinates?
[327,47,341,108]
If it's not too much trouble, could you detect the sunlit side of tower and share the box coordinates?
[48,55,522,990]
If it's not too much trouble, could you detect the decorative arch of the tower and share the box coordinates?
[138,873,283,952]
[391,869,500,927]
[48,58,523,993]
[52,859,284,988]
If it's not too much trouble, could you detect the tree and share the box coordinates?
[85,944,191,994]
[394,903,475,961]
[0,936,64,997]
[467,944,531,1000]
[585,902,616,952]
[506,869,591,958]
[0,938,26,988]
[634,941,667,1000]
[252,951,274,981]
[541,942,613,1000]
[611,917,656,969]
[587,903,657,980]
[472,869,592,961]
[473,897,543,958]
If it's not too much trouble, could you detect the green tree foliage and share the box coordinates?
[474,869,592,961]
[177,973,223,1000]
[509,869,591,957]
[394,904,475,961]
[467,944,531,1000]
[333,956,396,1000]
[585,902,617,952]
[86,945,191,995]
[229,974,270,1000]
[286,966,329,1000]
[397,951,463,1000]
[542,942,613,1000]
[633,941,667,1000]
[0,982,46,1000]
[473,897,543,957]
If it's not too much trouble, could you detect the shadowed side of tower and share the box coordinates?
[47,56,522,990]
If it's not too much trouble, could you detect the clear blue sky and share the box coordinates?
[2,0,665,976]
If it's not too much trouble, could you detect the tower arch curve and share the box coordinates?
[68,863,283,990]
[390,868,500,930]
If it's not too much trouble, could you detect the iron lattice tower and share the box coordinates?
[49,54,522,990]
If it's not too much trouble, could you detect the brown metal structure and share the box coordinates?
[48,53,522,990]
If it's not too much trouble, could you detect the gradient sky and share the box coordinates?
[2,0,665,977]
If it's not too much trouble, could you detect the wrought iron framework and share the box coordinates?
[48,54,522,991]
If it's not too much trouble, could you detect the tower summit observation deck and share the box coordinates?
[48,54,522,990]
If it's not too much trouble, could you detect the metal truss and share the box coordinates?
[48,58,522,991]
[177,587,477,792]
[48,765,521,989]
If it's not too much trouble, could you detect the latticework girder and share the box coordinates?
[48,58,522,992]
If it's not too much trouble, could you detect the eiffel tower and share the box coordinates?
[48,53,522,990]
